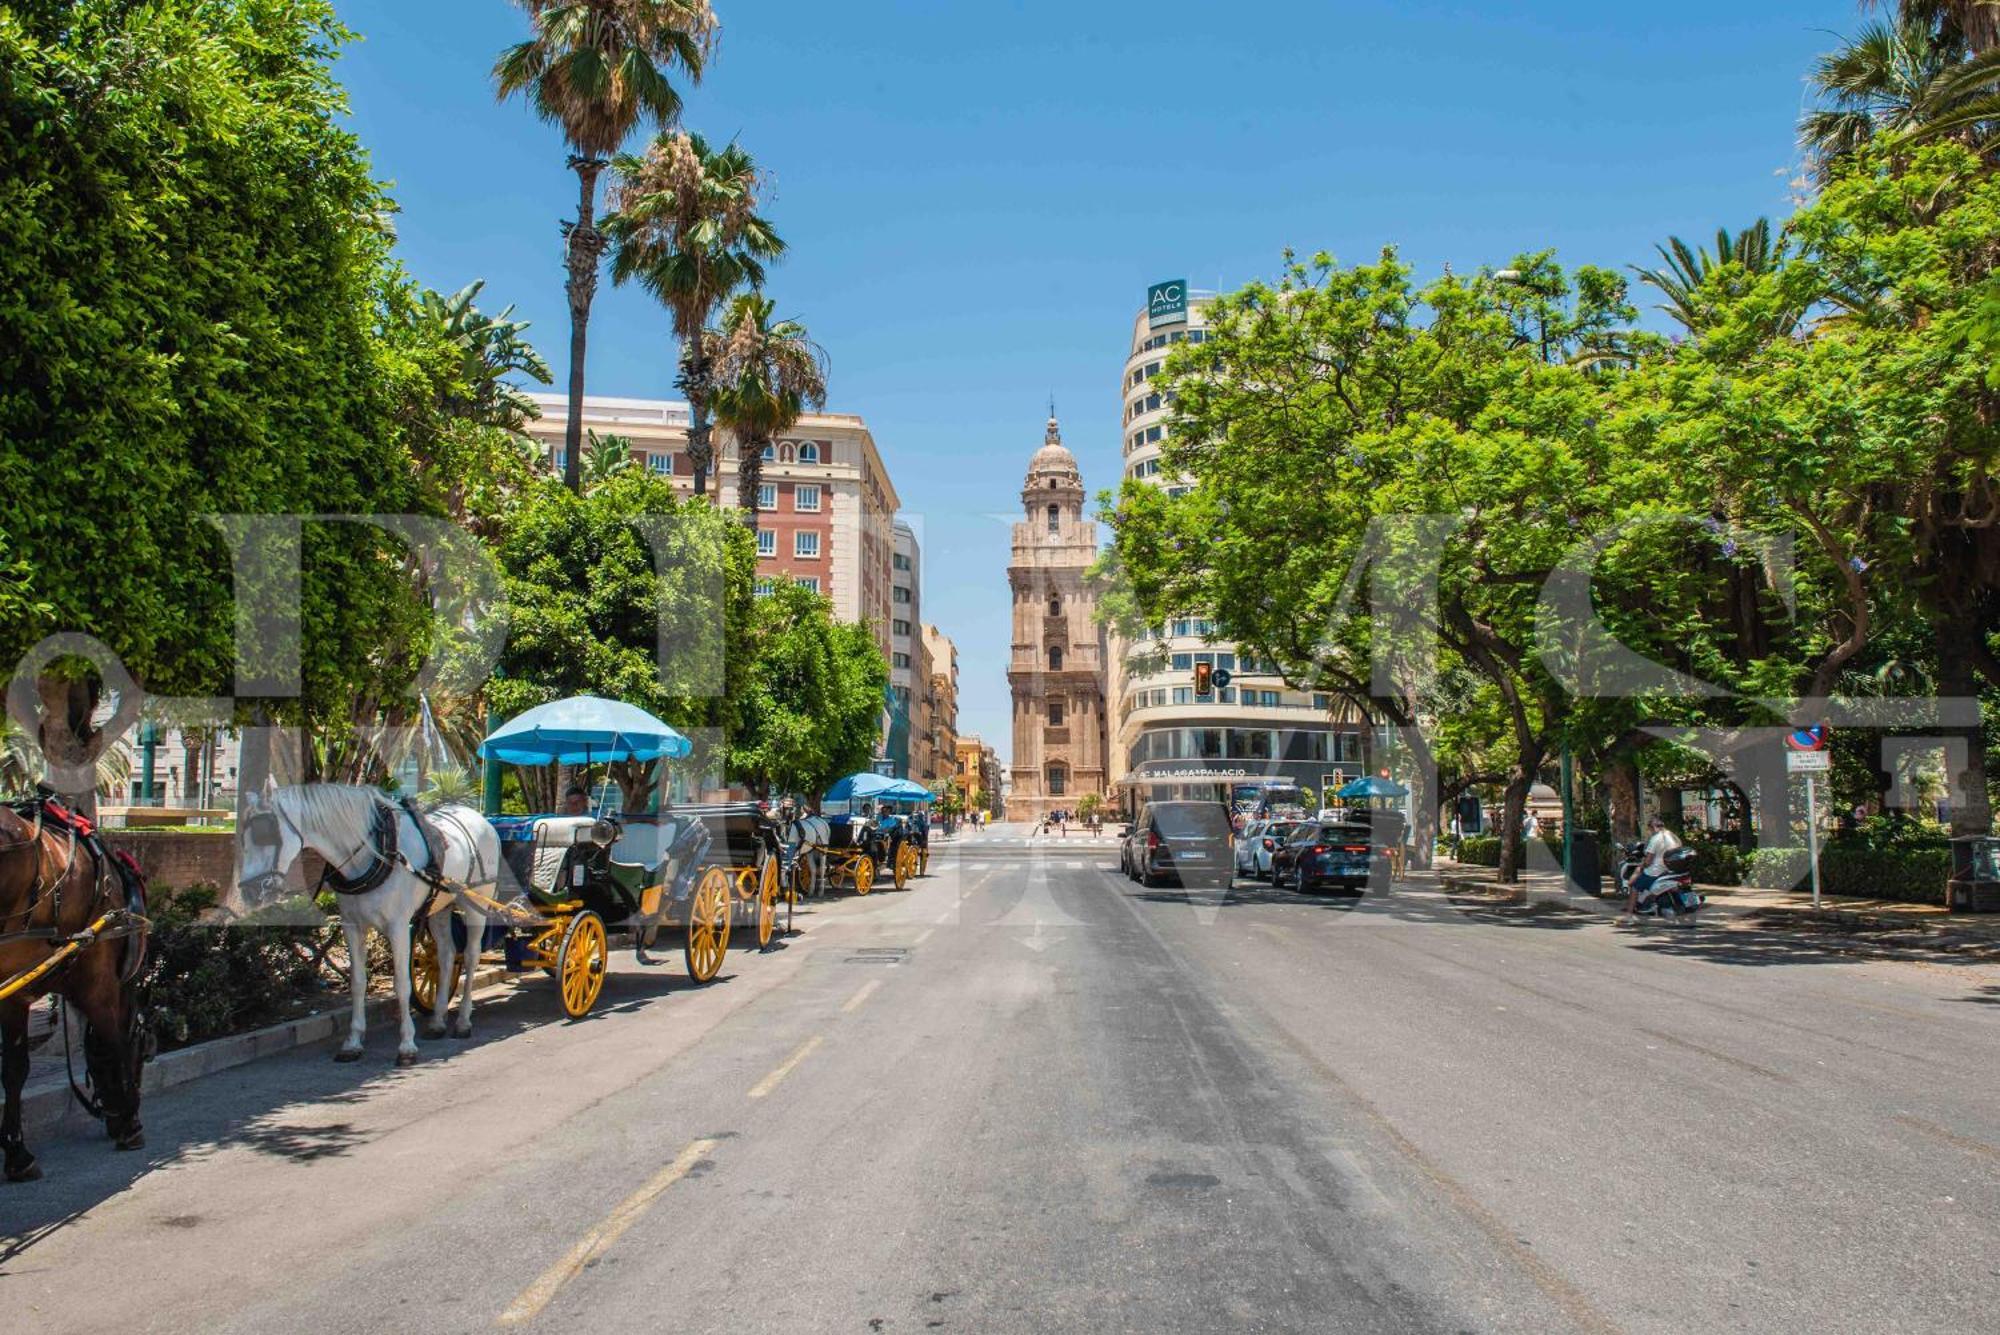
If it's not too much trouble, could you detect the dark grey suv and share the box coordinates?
[1127,801,1235,888]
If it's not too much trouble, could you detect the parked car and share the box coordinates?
[1235,819,1269,876]
[1272,820,1378,893]
[1251,819,1304,881]
[1129,801,1235,888]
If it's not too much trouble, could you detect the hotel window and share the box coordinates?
[1171,653,1192,671]
[796,484,821,512]
[797,576,820,594]
[893,552,911,571]
[1145,425,1163,443]
[893,652,911,669]
[754,579,774,597]
[756,530,776,557]
[757,483,777,510]
[799,442,821,463]
[795,531,820,558]
[893,618,912,637]
[1171,687,1193,705]
[761,443,776,461]
[646,453,671,474]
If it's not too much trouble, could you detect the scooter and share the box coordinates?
[1615,841,1704,921]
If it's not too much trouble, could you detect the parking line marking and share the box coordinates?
[840,979,882,1013]
[748,1036,823,1099]
[498,1137,718,1326]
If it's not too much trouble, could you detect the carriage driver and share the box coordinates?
[561,785,589,817]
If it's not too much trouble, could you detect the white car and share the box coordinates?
[1235,820,1268,877]
[1250,818,1308,880]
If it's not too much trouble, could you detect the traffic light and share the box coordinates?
[1193,661,1213,696]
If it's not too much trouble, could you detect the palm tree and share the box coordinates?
[418,280,552,432]
[606,131,784,500]
[494,0,718,492]
[706,293,828,538]
[1865,1,2000,55]
[1632,218,1794,334]
[1801,14,2000,180]
[581,428,637,488]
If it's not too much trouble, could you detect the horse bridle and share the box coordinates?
[240,798,386,900]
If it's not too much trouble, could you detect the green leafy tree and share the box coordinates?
[490,471,756,807]
[607,131,785,499]
[1631,219,1795,334]
[582,429,637,489]
[0,0,455,804]
[707,293,829,536]
[494,0,717,493]
[1800,13,2000,180]
[729,582,890,797]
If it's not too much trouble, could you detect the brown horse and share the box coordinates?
[0,798,149,1182]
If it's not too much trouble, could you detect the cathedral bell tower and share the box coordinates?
[1005,415,1107,820]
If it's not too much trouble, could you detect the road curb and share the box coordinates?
[23,964,511,1141]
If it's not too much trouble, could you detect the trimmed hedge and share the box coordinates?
[1741,844,1951,905]
[1453,832,1562,868]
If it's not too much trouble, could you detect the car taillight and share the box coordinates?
[1343,845,1368,853]
[1309,844,1327,855]
[1146,830,1161,850]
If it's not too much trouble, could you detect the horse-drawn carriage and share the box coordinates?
[818,772,936,893]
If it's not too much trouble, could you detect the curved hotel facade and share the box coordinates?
[1109,283,1366,806]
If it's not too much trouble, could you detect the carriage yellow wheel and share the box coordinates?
[852,854,874,896]
[755,857,779,948]
[408,925,460,1016]
[684,868,731,983]
[556,910,607,1019]
[895,843,918,890]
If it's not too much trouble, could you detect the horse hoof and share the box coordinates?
[333,1047,363,1064]
[114,1129,145,1152]
[394,1051,418,1068]
[424,1024,447,1040]
[449,1024,473,1040]
[4,1157,40,1183]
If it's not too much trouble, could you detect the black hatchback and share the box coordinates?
[1130,801,1235,888]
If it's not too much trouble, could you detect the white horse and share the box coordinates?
[238,784,498,1065]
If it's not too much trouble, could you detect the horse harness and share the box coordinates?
[0,791,150,1005]
[256,794,487,901]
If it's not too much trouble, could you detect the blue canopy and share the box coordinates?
[478,695,692,765]
[884,778,933,802]
[1337,775,1409,799]
[824,771,901,802]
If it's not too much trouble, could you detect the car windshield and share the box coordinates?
[1321,824,1372,843]
[1152,804,1231,836]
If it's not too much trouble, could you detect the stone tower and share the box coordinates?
[1006,415,1107,820]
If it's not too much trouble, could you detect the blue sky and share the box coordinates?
[335,0,1846,761]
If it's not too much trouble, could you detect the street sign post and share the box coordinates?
[1785,731,1830,907]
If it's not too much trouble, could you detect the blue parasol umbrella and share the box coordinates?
[884,778,934,802]
[824,771,902,803]
[478,695,692,765]
[1337,775,1408,800]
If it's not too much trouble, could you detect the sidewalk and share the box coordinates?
[1434,858,2000,949]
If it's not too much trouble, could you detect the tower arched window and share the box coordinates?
[1047,592,1061,617]
[799,442,820,464]
[1048,646,1063,671]
[1046,504,1059,534]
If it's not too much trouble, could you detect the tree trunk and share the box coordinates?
[1939,614,1995,836]
[34,673,101,820]
[739,433,767,534]
[681,344,714,500]
[1497,768,1531,883]
[561,157,608,495]
[1954,2,2000,54]
[1605,743,1641,842]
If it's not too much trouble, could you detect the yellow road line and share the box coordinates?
[498,1137,718,1326]
[747,1035,823,1099]
[840,979,882,1013]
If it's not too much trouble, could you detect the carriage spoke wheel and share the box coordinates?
[557,911,607,1019]
[756,858,779,948]
[853,855,874,896]
[684,868,731,983]
[409,924,461,1016]
[895,844,918,890]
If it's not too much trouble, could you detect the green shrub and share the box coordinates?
[1686,838,1745,887]
[1456,835,1500,867]
[141,882,341,1050]
[1741,844,1950,905]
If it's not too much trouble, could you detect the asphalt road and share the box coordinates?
[5,829,2000,1333]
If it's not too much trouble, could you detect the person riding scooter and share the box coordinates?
[1619,815,1685,924]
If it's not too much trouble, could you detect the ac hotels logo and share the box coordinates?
[1147,279,1187,327]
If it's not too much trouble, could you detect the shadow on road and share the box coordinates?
[1626,919,1998,970]
[0,953,748,1265]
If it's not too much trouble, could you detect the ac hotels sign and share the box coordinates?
[1147,279,1187,327]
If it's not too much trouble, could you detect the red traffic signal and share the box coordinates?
[1193,661,1214,695]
